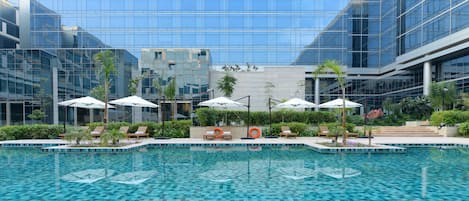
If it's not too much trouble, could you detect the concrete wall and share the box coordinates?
[210,67,306,112]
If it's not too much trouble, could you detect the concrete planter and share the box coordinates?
[405,121,430,126]
[438,126,458,137]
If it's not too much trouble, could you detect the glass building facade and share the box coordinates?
[1,0,469,124]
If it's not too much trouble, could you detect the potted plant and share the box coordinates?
[101,129,126,146]
[64,127,92,145]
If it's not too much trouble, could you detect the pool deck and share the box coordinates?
[1,136,468,153]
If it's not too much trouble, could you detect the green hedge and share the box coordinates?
[458,122,469,137]
[321,122,356,132]
[430,110,469,126]
[195,108,336,126]
[88,120,192,138]
[0,124,63,141]
[268,122,317,137]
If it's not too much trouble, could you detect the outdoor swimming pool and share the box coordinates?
[0,145,467,200]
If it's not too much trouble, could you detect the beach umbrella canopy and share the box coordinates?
[59,96,114,109]
[274,98,317,109]
[198,97,244,108]
[319,98,362,109]
[109,95,158,108]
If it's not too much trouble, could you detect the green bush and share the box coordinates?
[195,108,336,126]
[0,124,63,141]
[155,120,191,138]
[322,122,356,132]
[270,122,308,136]
[430,110,469,126]
[458,122,469,137]
[347,115,365,126]
[88,122,130,131]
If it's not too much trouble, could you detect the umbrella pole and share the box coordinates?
[162,96,165,137]
[247,95,250,138]
[63,105,67,133]
[269,97,272,136]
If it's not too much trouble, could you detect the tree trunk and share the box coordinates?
[104,81,109,128]
[173,99,177,121]
[342,87,347,145]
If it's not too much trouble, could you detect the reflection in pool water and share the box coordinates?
[0,146,468,200]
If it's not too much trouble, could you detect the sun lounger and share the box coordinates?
[119,126,129,135]
[127,126,149,139]
[203,130,216,140]
[279,126,297,138]
[90,126,105,138]
[318,126,329,137]
[222,131,232,140]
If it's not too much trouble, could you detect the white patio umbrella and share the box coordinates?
[58,96,114,132]
[198,97,244,108]
[198,97,245,129]
[109,95,159,124]
[270,98,316,137]
[59,96,114,109]
[109,95,158,108]
[274,98,317,109]
[319,98,362,108]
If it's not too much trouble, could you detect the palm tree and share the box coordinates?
[429,82,457,111]
[313,60,348,145]
[165,78,177,120]
[94,50,116,127]
[217,73,237,97]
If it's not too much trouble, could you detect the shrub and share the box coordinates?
[0,124,63,141]
[347,115,365,126]
[430,110,469,126]
[64,127,92,145]
[458,122,469,137]
[88,122,130,131]
[155,120,191,138]
[271,122,308,136]
[195,108,336,126]
[321,122,356,132]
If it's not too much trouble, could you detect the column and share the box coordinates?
[423,61,432,96]
[52,67,59,124]
[314,78,320,111]
[6,102,10,125]
[89,109,94,123]
[73,107,77,127]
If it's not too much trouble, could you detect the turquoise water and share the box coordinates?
[0,146,468,200]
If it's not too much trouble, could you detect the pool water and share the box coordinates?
[0,146,468,200]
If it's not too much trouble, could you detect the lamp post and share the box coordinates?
[235,95,251,139]
[160,96,165,138]
[442,87,448,111]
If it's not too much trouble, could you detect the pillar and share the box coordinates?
[73,107,77,127]
[6,102,10,125]
[423,61,432,96]
[52,67,59,124]
[314,78,320,111]
[90,109,94,123]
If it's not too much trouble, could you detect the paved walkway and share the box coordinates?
[1,136,468,146]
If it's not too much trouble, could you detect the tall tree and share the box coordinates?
[313,60,349,145]
[429,82,457,111]
[165,78,177,120]
[94,50,116,127]
[128,74,145,95]
[217,73,237,97]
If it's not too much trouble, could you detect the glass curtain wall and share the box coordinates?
[23,0,350,66]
